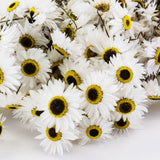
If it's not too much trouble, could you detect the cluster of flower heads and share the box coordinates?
[0,0,159,156]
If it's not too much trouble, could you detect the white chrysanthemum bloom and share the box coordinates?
[24,0,60,28]
[13,93,44,131]
[59,57,90,87]
[79,70,118,119]
[87,28,139,63]
[51,29,82,59]
[0,113,6,140]
[30,79,84,131]
[74,25,100,60]
[35,122,79,155]
[137,0,159,34]
[16,48,51,89]
[78,116,112,145]
[112,116,143,136]
[108,53,145,88]
[111,86,148,122]
[0,24,21,52]
[143,37,160,75]
[143,79,160,102]
[0,92,24,111]
[67,0,97,28]
[108,5,135,38]
[4,0,26,21]
[0,52,21,94]
[17,20,49,50]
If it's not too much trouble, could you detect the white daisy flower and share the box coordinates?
[59,57,90,87]
[17,20,49,49]
[0,52,21,94]
[137,0,159,35]
[61,24,76,41]
[0,92,24,111]
[30,79,84,131]
[108,53,145,88]
[4,0,26,21]
[0,113,6,140]
[79,70,118,119]
[16,48,51,90]
[112,116,143,136]
[74,25,99,60]
[87,27,139,63]
[143,37,160,75]
[67,0,97,28]
[13,92,44,131]
[24,0,60,29]
[78,116,112,145]
[108,5,135,38]
[35,122,79,155]
[51,29,82,59]
[143,79,160,102]
[111,86,148,122]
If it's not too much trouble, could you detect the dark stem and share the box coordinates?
[16,83,22,94]
[97,10,110,38]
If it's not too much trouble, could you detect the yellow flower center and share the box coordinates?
[0,69,4,85]
[53,45,69,58]
[46,126,62,141]
[84,45,98,60]
[5,105,21,110]
[114,118,130,129]
[31,107,44,117]
[7,1,20,12]
[155,47,160,65]
[86,85,103,104]
[21,59,39,77]
[0,123,3,136]
[50,60,63,74]
[29,7,36,17]
[102,47,119,63]
[148,96,160,100]
[19,34,35,49]
[86,125,102,139]
[116,66,133,83]
[48,96,68,118]
[65,70,81,87]
[116,99,135,114]
[62,25,74,41]
[94,2,110,12]
[123,15,132,30]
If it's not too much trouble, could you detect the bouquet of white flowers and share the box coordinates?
[0,0,159,156]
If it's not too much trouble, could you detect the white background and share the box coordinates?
[1,102,160,160]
